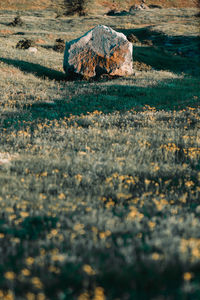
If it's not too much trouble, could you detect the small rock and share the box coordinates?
[129,4,149,11]
[27,47,37,53]
[53,38,65,53]
[0,152,18,165]
[129,5,141,11]
[63,25,133,78]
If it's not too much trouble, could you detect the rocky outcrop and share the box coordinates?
[63,25,133,78]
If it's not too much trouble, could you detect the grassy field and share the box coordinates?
[0,6,200,300]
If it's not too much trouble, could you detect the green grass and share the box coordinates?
[0,7,200,300]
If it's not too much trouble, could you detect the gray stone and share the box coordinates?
[27,47,37,53]
[63,25,133,78]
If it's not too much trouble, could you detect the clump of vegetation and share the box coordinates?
[53,38,65,52]
[133,60,152,71]
[142,39,154,46]
[51,0,93,17]
[16,39,35,49]
[64,0,90,16]
[9,15,24,26]
[127,33,140,43]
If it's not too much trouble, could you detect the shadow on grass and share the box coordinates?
[118,26,200,48]
[0,57,66,81]
[133,45,200,76]
[1,75,200,129]
[116,26,200,75]
[30,79,200,115]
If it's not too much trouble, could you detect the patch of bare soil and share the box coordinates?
[35,39,47,45]
[0,29,14,36]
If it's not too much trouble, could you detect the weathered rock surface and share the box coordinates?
[63,25,133,78]
[129,4,149,12]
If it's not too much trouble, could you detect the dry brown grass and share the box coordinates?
[0,0,48,10]
[0,0,199,11]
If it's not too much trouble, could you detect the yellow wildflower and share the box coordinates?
[26,257,34,265]
[74,223,84,231]
[4,272,15,280]
[75,174,83,182]
[31,277,43,289]
[20,211,29,218]
[21,269,31,276]
[93,287,105,300]
[37,293,46,300]
[78,292,90,300]
[26,293,35,300]
[152,253,160,260]
[83,264,96,275]
[58,193,65,200]
[183,272,193,281]
[148,221,156,229]
[185,181,194,188]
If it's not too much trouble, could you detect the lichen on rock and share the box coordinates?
[63,25,133,78]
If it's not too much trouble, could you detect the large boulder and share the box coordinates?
[63,25,133,78]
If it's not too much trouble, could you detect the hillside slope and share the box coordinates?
[0,0,199,10]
